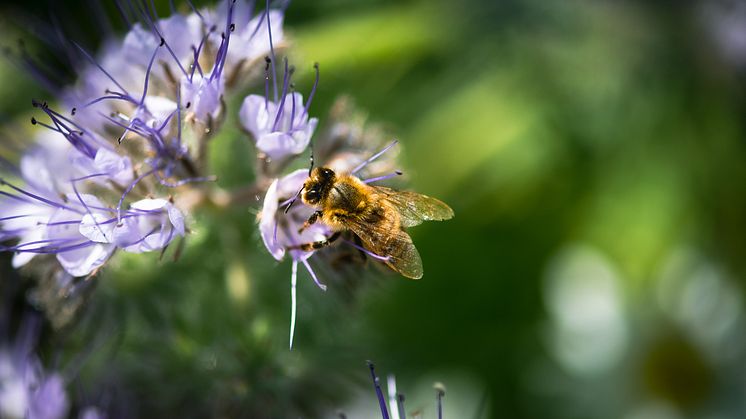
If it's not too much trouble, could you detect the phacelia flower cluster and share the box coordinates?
[0,1,290,278]
[2,0,403,347]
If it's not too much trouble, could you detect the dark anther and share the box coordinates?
[159,37,165,46]
[185,102,191,109]
[71,107,77,115]
[395,170,403,175]
[289,65,296,75]
[265,56,271,64]
[30,117,37,125]
[230,23,235,32]
[313,62,319,69]
[210,25,217,32]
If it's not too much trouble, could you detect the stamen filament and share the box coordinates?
[289,260,298,350]
[271,57,291,132]
[266,0,278,102]
[301,258,327,291]
[300,63,319,119]
[368,361,390,419]
[363,171,403,184]
[352,140,399,174]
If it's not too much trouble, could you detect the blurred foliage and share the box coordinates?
[2,0,746,418]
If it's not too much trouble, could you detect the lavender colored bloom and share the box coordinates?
[180,74,225,123]
[28,374,69,419]
[121,14,201,72]
[1,134,129,274]
[240,92,319,160]
[207,4,285,67]
[259,169,331,262]
[0,199,55,269]
[0,354,68,419]
[78,407,105,419]
[44,194,115,277]
[0,317,69,419]
[113,198,185,253]
[259,169,334,348]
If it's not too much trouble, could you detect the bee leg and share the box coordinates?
[298,210,323,234]
[289,232,341,251]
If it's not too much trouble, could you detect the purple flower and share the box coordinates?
[207,3,285,67]
[121,14,201,73]
[180,73,225,123]
[259,169,331,263]
[44,194,115,277]
[27,374,69,419]
[240,92,318,160]
[259,169,334,349]
[113,198,185,253]
[1,135,128,274]
[0,317,69,419]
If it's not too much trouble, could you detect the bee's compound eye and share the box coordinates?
[305,189,320,203]
[321,168,333,178]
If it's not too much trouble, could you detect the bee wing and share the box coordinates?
[374,187,454,227]
[345,215,424,279]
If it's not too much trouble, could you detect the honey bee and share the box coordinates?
[292,166,454,279]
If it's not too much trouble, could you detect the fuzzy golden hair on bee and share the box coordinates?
[294,165,453,279]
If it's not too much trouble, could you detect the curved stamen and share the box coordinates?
[74,42,131,97]
[289,259,298,350]
[0,180,79,213]
[139,44,162,106]
[7,239,97,255]
[351,140,399,174]
[211,0,236,81]
[300,63,319,119]
[343,239,390,262]
[175,86,183,147]
[289,84,297,130]
[84,94,139,108]
[136,1,189,78]
[368,361,390,419]
[266,0,278,101]
[301,258,327,291]
[363,171,403,184]
[271,57,291,132]
[264,57,271,111]
[71,177,108,242]
[185,0,205,22]
[116,168,156,223]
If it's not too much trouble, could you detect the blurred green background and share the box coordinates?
[3,0,746,417]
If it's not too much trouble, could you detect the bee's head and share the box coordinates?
[302,167,336,205]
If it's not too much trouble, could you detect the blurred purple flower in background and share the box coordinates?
[0,317,68,419]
